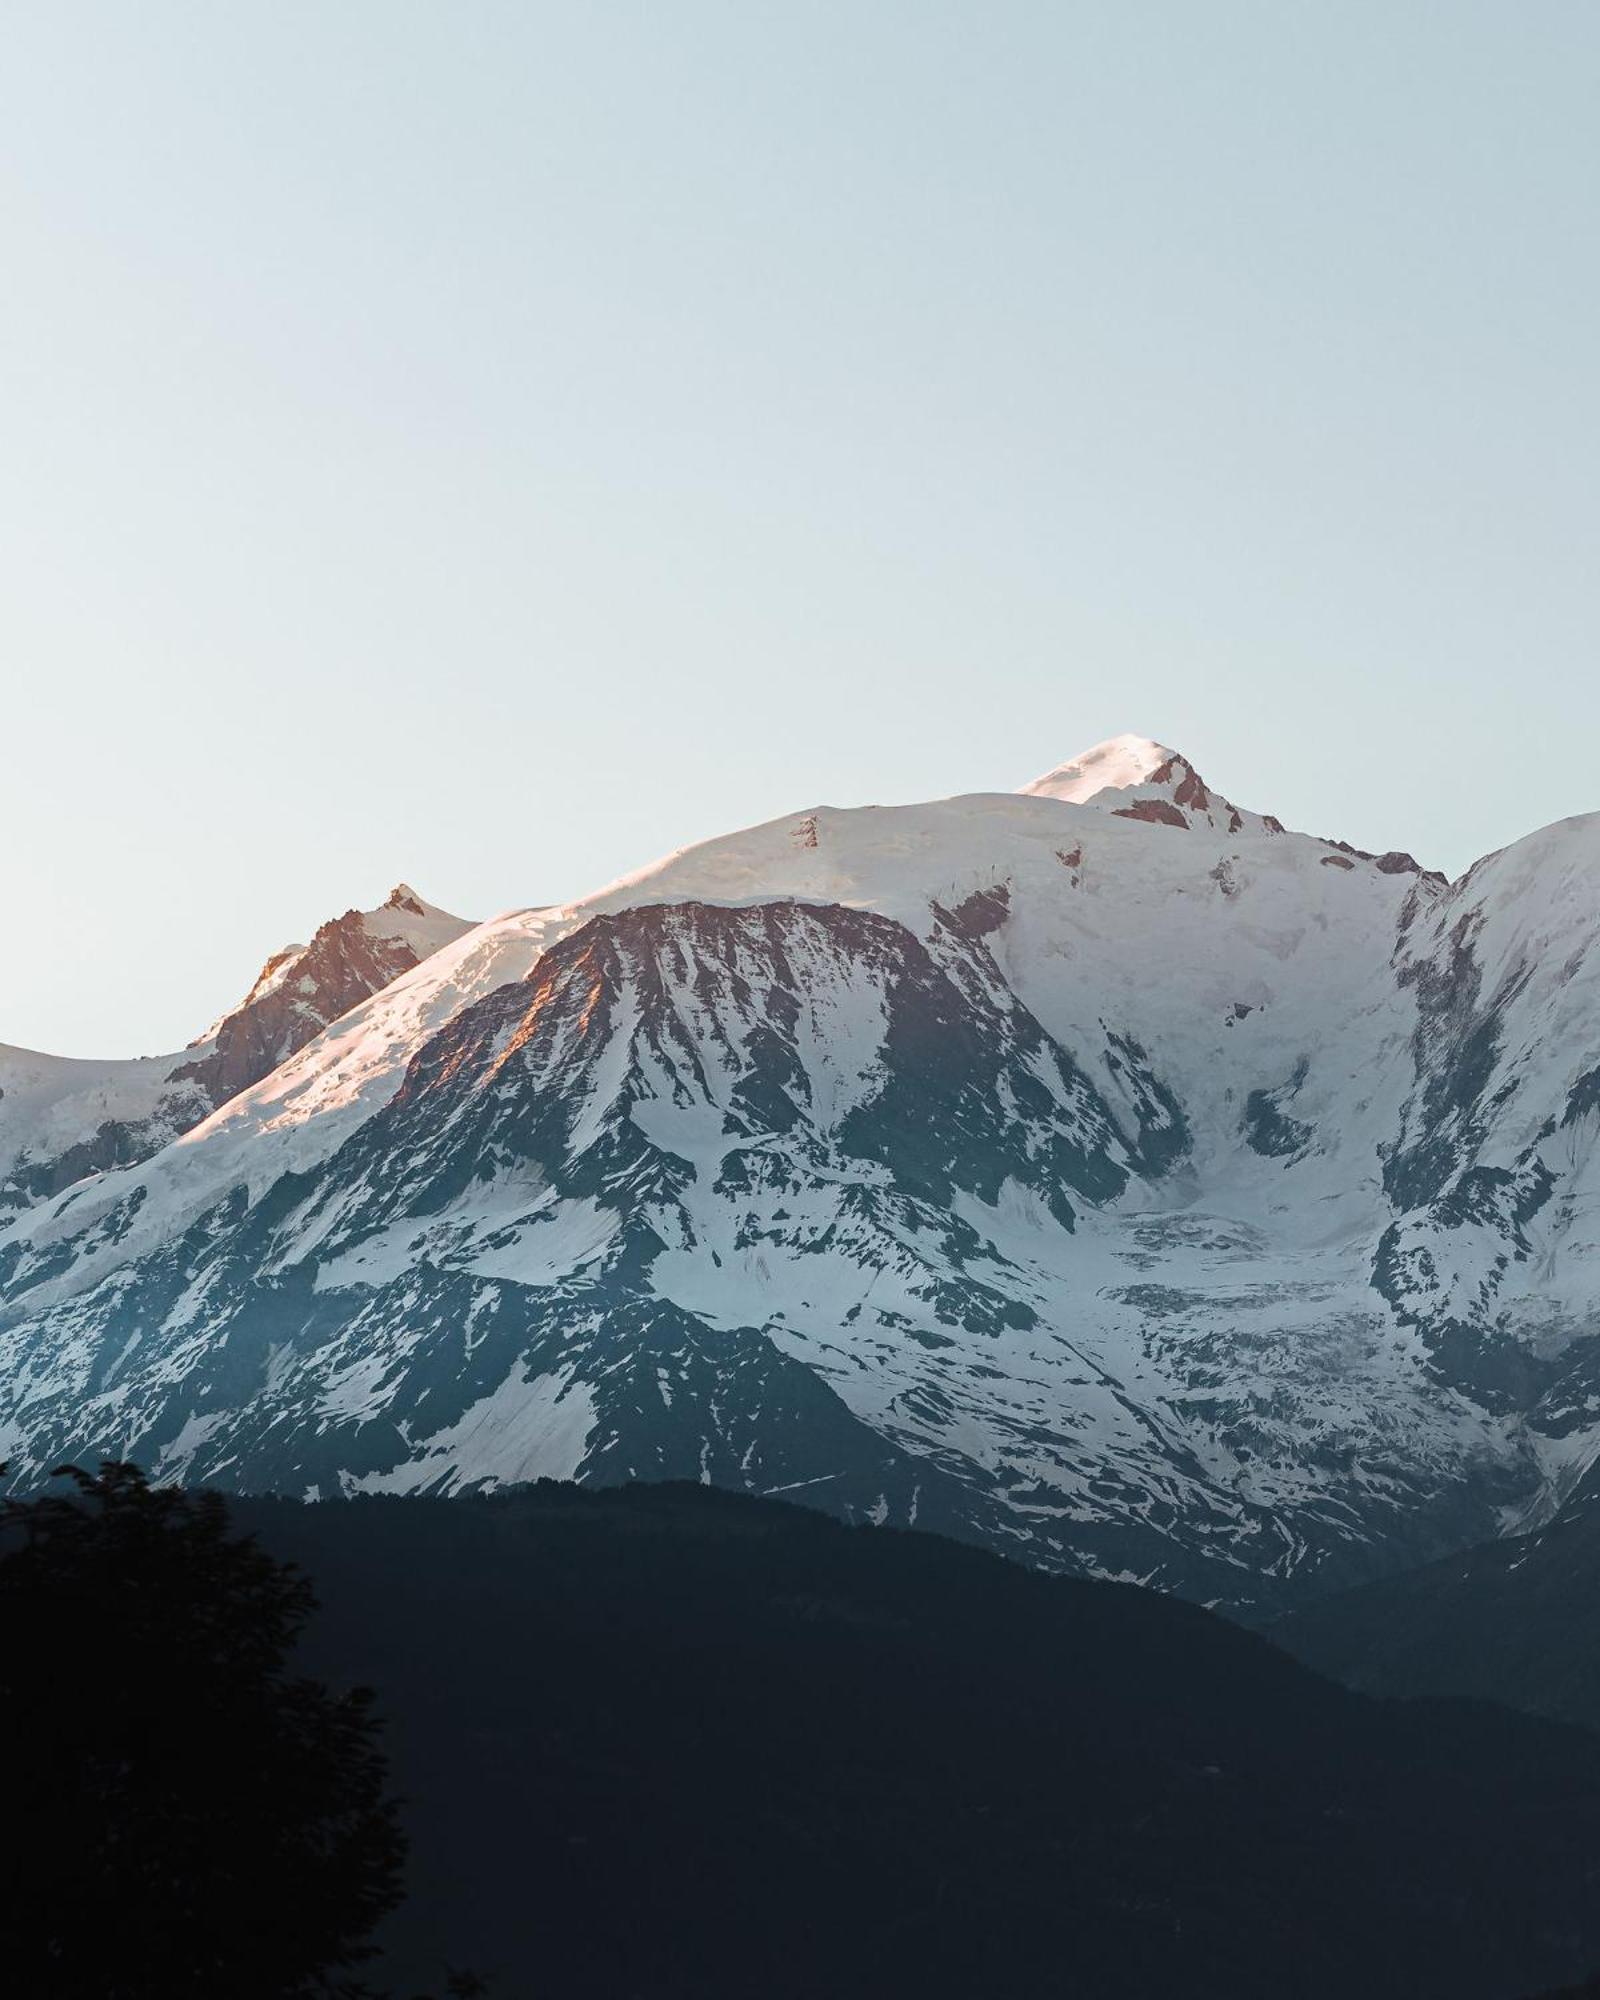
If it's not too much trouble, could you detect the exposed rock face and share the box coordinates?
[173,886,471,1106]
[2,744,1599,1615]
[0,886,473,1213]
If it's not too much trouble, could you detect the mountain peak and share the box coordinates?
[1018,732,1266,834]
[385,883,429,916]
[1020,734,1189,806]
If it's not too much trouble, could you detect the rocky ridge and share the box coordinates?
[2,743,1597,1614]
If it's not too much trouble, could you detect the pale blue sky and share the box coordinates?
[6,3,1598,1056]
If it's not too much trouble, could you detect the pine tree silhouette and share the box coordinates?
[0,1462,406,1999]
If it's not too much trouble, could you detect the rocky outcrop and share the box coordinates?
[0,886,473,1213]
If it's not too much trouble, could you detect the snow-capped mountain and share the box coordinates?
[0,886,473,1214]
[2,742,1597,1613]
[1020,730,1273,833]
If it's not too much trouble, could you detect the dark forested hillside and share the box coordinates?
[1276,1468,1600,1733]
[224,1479,1600,2000]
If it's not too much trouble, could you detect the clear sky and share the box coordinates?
[5,3,1598,1056]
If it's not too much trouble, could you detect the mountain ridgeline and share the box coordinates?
[1275,1449,1600,1731]
[0,884,473,1213]
[224,1479,1600,2000]
[3,735,1600,1613]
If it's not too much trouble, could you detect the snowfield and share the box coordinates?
[2,738,1597,1611]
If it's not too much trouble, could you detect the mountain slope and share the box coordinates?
[2,740,1599,1611]
[0,886,473,1214]
[1274,1454,1600,1730]
[224,1478,1600,2000]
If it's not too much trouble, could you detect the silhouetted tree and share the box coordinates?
[0,1462,405,1999]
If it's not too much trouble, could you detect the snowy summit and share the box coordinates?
[1020,732,1270,836]
[1020,733,1187,806]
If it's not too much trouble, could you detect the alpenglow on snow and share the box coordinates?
[2,736,1598,1614]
